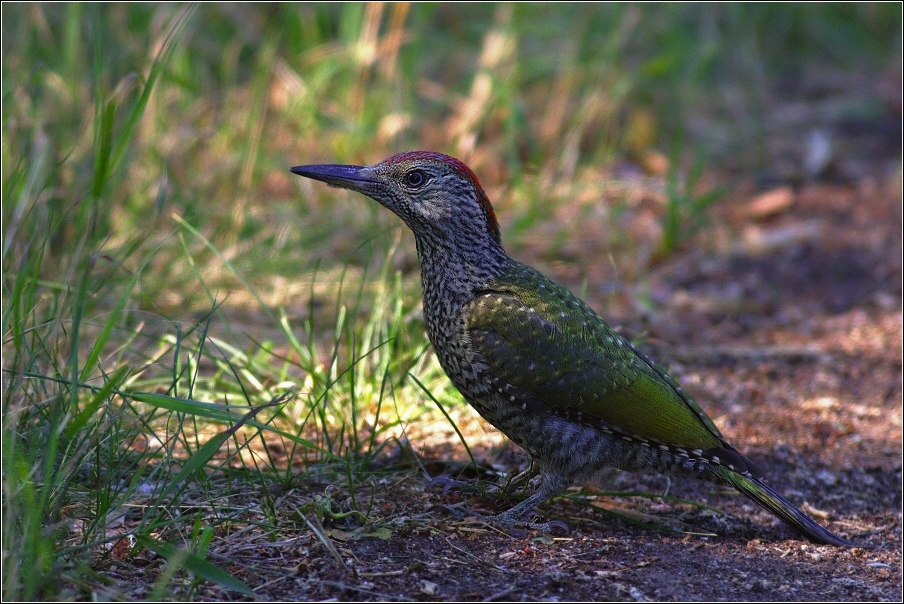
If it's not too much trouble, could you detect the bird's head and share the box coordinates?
[291,151,502,246]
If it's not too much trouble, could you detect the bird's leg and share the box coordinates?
[487,470,570,533]
[427,467,569,532]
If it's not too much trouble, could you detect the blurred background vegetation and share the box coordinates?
[2,3,900,599]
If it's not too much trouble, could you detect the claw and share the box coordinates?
[487,513,571,535]
[427,473,570,534]
[533,519,571,534]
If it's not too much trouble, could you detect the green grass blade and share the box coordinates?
[139,536,254,596]
[408,373,478,472]
[129,390,334,459]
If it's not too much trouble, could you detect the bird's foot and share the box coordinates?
[491,515,570,534]
[428,503,569,534]
[427,472,570,534]
[486,510,570,534]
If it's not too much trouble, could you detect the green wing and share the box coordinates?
[466,265,724,452]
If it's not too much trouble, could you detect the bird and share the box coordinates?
[290,151,855,547]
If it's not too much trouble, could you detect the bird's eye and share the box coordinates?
[404,170,426,188]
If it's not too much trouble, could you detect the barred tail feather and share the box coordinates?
[715,467,859,547]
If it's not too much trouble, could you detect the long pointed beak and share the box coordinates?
[290,163,380,194]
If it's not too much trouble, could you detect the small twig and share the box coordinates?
[358,569,408,578]
[301,511,345,569]
[228,536,310,553]
[306,578,415,601]
[443,537,509,574]
[483,584,519,601]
